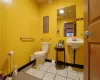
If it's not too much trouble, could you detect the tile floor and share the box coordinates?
[26,62,84,80]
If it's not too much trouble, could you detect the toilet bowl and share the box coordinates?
[33,42,50,68]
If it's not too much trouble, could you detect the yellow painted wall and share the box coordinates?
[40,0,84,65]
[0,0,41,75]
[0,3,7,71]
[0,4,2,70]
[0,0,84,76]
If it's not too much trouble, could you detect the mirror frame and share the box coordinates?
[57,5,76,37]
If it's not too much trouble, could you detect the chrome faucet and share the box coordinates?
[72,36,77,41]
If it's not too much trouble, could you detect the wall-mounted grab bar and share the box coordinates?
[20,37,35,42]
[41,38,51,42]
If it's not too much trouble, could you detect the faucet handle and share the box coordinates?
[72,37,76,41]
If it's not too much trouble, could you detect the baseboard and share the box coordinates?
[3,59,36,80]
[3,59,83,79]
[45,59,84,69]
[45,59,52,62]
[18,59,36,72]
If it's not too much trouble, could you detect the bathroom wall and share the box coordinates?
[0,0,84,76]
[40,0,84,65]
[0,3,7,71]
[0,0,41,75]
[0,4,2,70]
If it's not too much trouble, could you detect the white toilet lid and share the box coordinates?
[34,51,46,57]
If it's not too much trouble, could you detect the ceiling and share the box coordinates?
[36,0,55,4]
[36,0,48,4]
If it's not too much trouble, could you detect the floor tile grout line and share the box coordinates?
[52,73,56,80]
[41,71,47,80]
[55,66,68,79]
[67,66,68,80]
[57,74,68,78]
[39,66,51,72]
[53,68,58,80]
[41,62,59,80]
[26,62,83,80]
[31,66,41,76]
[22,71,43,79]
[41,63,53,80]
[76,68,80,80]
[26,62,52,79]
[77,71,81,80]
[67,66,72,80]
[30,62,64,79]
[53,65,69,80]
[67,67,80,80]
[22,65,33,72]
[47,65,57,74]
[37,62,54,79]
[34,69,45,79]
[25,67,39,76]
[65,67,67,80]
[53,65,70,80]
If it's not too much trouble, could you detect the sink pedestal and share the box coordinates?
[67,37,84,64]
[73,49,76,64]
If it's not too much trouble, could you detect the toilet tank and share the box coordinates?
[41,42,50,53]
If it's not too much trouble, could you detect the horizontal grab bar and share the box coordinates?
[20,37,35,41]
[41,38,51,40]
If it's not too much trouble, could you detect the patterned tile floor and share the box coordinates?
[25,62,84,80]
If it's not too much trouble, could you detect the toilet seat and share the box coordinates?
[34,51,46,58]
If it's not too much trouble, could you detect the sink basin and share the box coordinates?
[67,37,84,49]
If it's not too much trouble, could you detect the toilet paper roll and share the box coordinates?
[52,60,55,65]
[13,65,18,77]
[30,55,35,61]
[8,51,14,56]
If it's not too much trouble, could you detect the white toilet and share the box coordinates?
[34,42,50,68]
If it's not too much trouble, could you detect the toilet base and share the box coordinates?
[35,56,45,69]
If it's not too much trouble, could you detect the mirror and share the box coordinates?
[57,5,76,37]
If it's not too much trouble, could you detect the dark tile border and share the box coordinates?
[45,59,84,69]
[3,59,36,80]
[45,59,52,62]
[18,60,36,72]
[3,59,83,80]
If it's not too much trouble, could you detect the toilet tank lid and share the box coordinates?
[34,51,46,55]
[41,42,50,45]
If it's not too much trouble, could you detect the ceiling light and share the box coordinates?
[4,0,12,4]
[59,9,64,14]
[48,0,52,3]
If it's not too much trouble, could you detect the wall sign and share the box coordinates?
[43,16,49,33]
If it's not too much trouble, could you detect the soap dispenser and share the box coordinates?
[58,40,64,48]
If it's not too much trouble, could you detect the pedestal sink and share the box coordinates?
[67,37,84,64]
[67,37,84,49]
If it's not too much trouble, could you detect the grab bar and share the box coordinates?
[41,38,51,42]
[20,37,35,41]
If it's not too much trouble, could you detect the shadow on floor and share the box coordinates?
[15,71,41,80]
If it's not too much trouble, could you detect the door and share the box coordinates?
[84,0,100,80]
[64,22,74,37]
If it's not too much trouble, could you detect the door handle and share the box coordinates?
[81,31,91,38]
